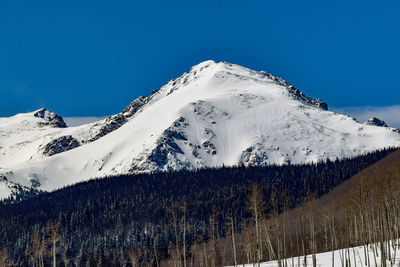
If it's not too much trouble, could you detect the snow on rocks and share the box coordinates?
[1,60,400,199]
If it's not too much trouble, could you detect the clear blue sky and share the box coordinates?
[1,0,399,117]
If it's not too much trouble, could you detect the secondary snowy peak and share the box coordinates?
[1,60,399,200]
[33,108,67,128]
[0,95,148,167]
[364,117,388,127]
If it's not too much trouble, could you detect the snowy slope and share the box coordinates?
[1,60,400,199]
[233,242,400,267]
[0,96,147,167]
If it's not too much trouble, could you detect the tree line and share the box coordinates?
[0,148,395,266]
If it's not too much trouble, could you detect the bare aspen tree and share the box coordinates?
[128,247,143,267]
[307,195,317,267]
[209,207,220,267]
[248,183,264,266]
[269,187,283,267]
[243,224,255,265]
[289,213,294,267]
[150,226,160,267]
[195,234,208,267]
[169,202,182,267]
[227,204,238,267]
[299,208,307,267]
[47,221,62,267]
[294,213,301,267]
[261,213,276,261]
[32,233,45,267]
[322,212,329,253]
[0,247,9,267]
[180,199,188,267]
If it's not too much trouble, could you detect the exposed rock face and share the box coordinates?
[122,96,148,117]
[202,140,216,155]
[87,114,127,143]
[147,117,189,170]
[130,114,220,172]
[41,135,80,156]
[312,99,328,110]
[240,144,270,166]
[239,136,288,166]
[287,86,328,110]
[364,117,388,127]
[86,96,148,143]
[34,108,67,128]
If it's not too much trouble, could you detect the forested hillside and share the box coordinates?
[0,148,395,266]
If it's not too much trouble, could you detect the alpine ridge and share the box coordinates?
[1,60,399,199]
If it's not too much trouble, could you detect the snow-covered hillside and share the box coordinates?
[234,241,400,267]
[1,60,400,199]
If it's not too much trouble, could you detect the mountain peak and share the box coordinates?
[1,62,399,200]
[33,108,67,128]
[190,60,216,71]
[364,117,388,127]
[156,61,329,112]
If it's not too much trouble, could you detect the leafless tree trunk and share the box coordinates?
[180,200,188,267]
[227,209,238,267]
[47,221,62,267]
[248,183,264,266]
[0,247,10,267]
[169,203,182,267]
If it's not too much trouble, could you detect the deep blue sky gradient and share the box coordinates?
[1,0,399,116]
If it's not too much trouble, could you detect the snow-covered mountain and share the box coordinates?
[1,60,400,199]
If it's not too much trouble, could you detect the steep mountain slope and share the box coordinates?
[1,60,399,198]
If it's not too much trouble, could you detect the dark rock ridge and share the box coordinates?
[87,114,128,143]
[287,86,328,111]
[41,135,80,156]
[87,96,148,143]
[122,96,148,117]
[34,108,67,128]
[364,117,388,127]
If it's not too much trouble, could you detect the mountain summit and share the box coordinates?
[1,61,399,199]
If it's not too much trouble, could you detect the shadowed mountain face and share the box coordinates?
[0,61,399,199]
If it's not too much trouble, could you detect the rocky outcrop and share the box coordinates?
[364,117,388,127]
[147,117,189,170]
[41,135,80,156]
[87,96,148,143]
[34,108,67,128]
[87,114,127,143]
[122,96,148,117]
[311,99,328,110]
[287,86,328,110]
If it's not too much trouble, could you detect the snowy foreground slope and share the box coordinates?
[233,242,400,267]
[1,60,400,199]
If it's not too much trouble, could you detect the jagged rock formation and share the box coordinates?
[41,135,80,156]
[34,108,67,128]
[364,117,388,127]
